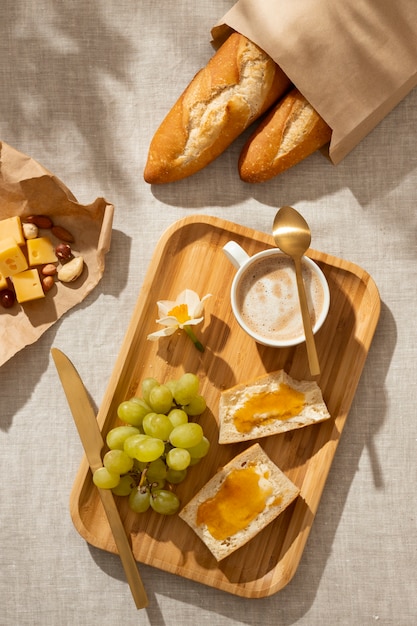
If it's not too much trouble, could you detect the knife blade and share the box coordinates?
[51,347,148,609]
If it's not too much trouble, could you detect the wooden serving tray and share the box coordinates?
[69,215,380,598]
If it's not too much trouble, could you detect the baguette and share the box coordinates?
[144,33,291,184]
[179,443,299,561]
[218,369,330,444]
[238,87,332,183]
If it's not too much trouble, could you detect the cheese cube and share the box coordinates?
[0,236,29,277]
[0,216,25,246]
[0,270,7,290]
[27,236,57,266]
[11,269,45,303]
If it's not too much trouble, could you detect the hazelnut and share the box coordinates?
[41,264,57,276]
[42,276,55,292]
[22,222,39,240]
[0,288,16,308]
[55,243,73,262]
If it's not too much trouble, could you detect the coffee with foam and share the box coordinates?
[235,255,325,344]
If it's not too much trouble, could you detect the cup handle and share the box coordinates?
[222,241,250,269]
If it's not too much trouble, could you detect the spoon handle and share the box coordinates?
[294,256,320,376]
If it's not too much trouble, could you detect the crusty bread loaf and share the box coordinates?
[144,33,291,184]
[218,369,330,444]
[179,443,299,561]
[238,87,332,183]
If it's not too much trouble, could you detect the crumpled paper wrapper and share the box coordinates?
[0,141,114,366]
[212,0,417,164]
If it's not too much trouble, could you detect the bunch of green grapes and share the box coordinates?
[92,373,210,516]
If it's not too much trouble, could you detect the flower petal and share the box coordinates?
[155,316,180,328]
[192,293,212,317]
[176,289,201,314]
[180,317,204,327]
[156,299,176,317]
[147,326,177,340]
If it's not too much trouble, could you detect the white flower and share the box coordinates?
[147,289,211,351]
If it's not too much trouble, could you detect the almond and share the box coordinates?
[52,225,74,242]
[26,215,53,229]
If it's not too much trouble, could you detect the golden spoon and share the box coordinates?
[272,206,320,376]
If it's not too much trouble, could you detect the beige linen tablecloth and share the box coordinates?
[1,1,416,625]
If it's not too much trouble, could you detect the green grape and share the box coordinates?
[134,437,165,463]
[147,477,166,490]
[129,397,152,416]
[141,377,159,405]
[173,373,200,405]
[183,394,207,416]
[144,458,167,482]
[167,408,188,428]
[150,489,180,515]
[103,449,134,475]
[123,433,151,458]
[130,396,150,408]
[189,456,202,466]
[103,372,210,517]
[166,468,187,484]
[112,474,135,496]
[117,399,150,427]
[148,384,173,413]
[166,447,191,471]
[169,422,203,448]
[106,425,141,450]
[133,458,148,472]
[142,412,173,440]
[165,379,178,396]
[186,435,210,459]
[129,487,151,513]
[93,467,120,489]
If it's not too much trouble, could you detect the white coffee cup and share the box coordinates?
[223,241,330,348]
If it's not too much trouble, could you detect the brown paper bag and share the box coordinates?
[0,141,114,366]
[212,0,417,163]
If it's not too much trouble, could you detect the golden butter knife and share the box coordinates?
[51,347,148,609]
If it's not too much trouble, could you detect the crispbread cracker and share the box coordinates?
[179,443,299,561]
[218,369,330,444]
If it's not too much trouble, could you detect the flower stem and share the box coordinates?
[184,325,204,352]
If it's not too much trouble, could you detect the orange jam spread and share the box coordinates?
[196,464,273,541]
[233,383,305,433]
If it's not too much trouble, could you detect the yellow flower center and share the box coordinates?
[168,303,191,324]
